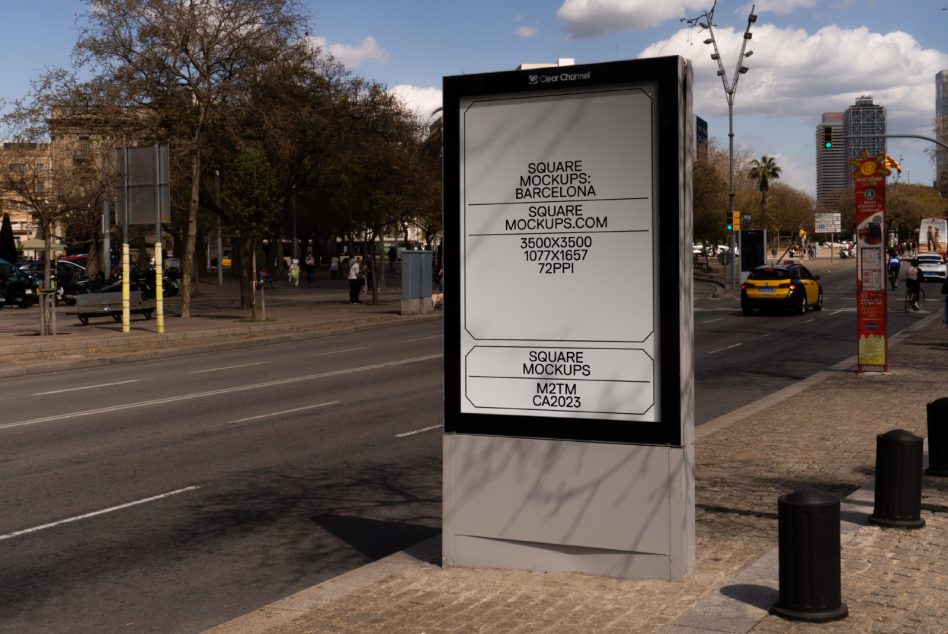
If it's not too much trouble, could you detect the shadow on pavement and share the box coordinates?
[311,513,440,561]
[719,583,778,611]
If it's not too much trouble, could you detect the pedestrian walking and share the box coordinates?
[304,252,316,287]
[330,256,339,279]
[289,258,300,287]
[347,256,362,304]
[906,258,922,310]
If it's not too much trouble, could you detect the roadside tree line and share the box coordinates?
[1,0,441,313]
[693,142,946,253]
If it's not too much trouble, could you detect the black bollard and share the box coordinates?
[926,398,948,477]
[868,429,925,529]
[771,489,848,623]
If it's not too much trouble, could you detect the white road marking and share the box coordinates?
[312,347,367,357]
[709,343,742,355]
[228,401,339,424]
[32,379,141,396]
[395,424,443,438]
[0,486,200,542]
[0,354,443,432]
[189,362,267,375]
[701,318,724,324]
[406,335,442,342]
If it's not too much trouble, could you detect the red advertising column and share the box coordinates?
[851,150,891,372]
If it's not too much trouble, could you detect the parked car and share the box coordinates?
[19,260,87,304]
[77,265,179,300]
[0,258,38,308]
[741,263,823,315]
[59,254,89,269]
[916,253,947,282]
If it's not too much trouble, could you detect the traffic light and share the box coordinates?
[823,126,832,149]
[726,212,733,231]
[732,211,741,231]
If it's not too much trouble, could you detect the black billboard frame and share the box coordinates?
[443,56,690,447]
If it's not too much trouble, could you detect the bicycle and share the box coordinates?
[904,284,926,312]
[888,267,899,290]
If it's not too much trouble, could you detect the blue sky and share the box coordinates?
[3,1,947,196]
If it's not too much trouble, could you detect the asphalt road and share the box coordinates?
[1,261,938,631]
[0,321,445,632]
[693,258,935,423]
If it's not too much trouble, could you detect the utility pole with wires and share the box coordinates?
[683,1,758,291]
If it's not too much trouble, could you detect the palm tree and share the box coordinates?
[748,155,782,245]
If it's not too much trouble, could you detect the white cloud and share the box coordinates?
[747,0,819,15]
[390,85,442,122]
[516,24,539,38]
[640,24,948,135]
[770,152,812,195]
[310,35,390,68]
[557,0,709,38]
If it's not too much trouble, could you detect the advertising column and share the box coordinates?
[850,150,891,371]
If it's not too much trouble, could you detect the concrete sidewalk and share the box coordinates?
[207,283,948,632]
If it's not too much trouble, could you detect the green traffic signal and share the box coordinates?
[823,126,832,149]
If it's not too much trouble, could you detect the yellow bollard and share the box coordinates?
[154,243,164,334]
[122,243,130,333]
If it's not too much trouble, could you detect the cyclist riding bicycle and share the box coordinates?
[905,258,923,310]
[888,252,901,289]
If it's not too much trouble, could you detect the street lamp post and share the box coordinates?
[684,2,757,291]
[215,169,223,287]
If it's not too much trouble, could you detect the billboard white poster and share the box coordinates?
[459,89,658,422]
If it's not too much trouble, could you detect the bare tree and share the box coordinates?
[0,142,104,289]
[76,0,307,317]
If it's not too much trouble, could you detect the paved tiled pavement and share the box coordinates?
[4,263,948,633]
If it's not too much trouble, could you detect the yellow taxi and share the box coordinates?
[741,263,823,316]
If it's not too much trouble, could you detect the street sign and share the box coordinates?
[814,212,841,234]
[115,145,171,225]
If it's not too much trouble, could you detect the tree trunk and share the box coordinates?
[239,237,252,309]
[369,232,378,305]
[251,239,258,322]
[180,146,201,318]
[42,225,53,290]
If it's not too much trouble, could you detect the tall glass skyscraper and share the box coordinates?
[844,95,886,166]
[816,97,888,210]
[937,71,947,195]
